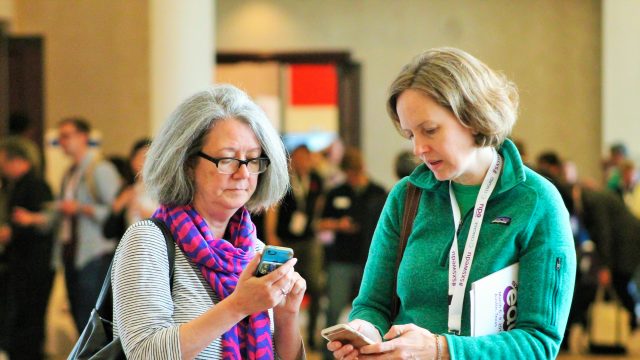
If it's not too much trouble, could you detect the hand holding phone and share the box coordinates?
[255,245,294,277]
[321,324,375,348]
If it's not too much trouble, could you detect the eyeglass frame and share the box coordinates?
[196,151,271,174]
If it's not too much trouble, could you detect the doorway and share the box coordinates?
[216,51,361,150]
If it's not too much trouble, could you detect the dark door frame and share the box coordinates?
[0,22,9,138]
[216,51,361,148]
[8,36,45,150]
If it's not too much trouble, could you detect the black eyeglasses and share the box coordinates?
[197,151,270,174]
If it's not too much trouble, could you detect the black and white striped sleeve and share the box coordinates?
[112,220,181,359]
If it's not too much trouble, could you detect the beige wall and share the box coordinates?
[6,0,604,187]
[0,0,13,21]
[12,0,150,157]
[603,0,640,165]
[218,0,602,187]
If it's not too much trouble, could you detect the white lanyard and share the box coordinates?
[291,173,310,209]
[447,149,502,334]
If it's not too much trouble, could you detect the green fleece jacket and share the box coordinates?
[349,140,576,359]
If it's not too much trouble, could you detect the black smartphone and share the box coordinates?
[255,245,294,277]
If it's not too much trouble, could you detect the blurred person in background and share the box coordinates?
[56,118,121,332]
[14,117,122,332]
[266,144,325,349]
[536,151,565,182]
[104,138,157,239]
[568,182,640,331]
[536,151,640,347]
[615,159,639,198]
[317,147,387,360]
[1,113,44,359]
[314,138,346,190]
[394,150,421,179]
[7,113,42,176]
[0,152,8,360]
[603,142,628,191]
[0,139,54,360]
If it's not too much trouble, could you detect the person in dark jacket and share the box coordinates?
[0,139,54,360]
[318,147,387,359]
[573,183,640,330]
[265,144,325,349]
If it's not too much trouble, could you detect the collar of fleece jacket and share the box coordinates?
[407,138,526,196]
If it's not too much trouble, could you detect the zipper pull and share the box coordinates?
[556,257,562,270]
[456,219,464,236]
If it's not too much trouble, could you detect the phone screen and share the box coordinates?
[255,246,293,277]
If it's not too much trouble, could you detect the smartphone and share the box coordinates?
[321,324,375,348]
[255,245,294,277]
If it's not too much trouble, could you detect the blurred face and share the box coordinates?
[291,148,312,176]
[58,122,89,158]
[0,151,29,180]
[396,89,489,185]
[130,146,148,177]
[192,118,261,215]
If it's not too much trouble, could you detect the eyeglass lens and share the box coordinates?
[217,158,269,174]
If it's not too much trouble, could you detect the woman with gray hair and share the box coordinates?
[112,84,305,359]
[327,48,575,359]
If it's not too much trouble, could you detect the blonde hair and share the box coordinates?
[387,47,519,148]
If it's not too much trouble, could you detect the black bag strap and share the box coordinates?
[94,218,176,323]
[391,182,421,320]
[149,217,176,285]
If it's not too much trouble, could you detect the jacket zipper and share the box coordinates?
[439,209,472,267]
[551,257,562,326]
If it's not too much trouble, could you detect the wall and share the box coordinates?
[12,0,150,157]
[149,0,214,135]
[217,0,602,188]
[0,0,12,21]
[602,0,640,165]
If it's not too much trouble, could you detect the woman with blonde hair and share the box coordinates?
[327,48,575,359]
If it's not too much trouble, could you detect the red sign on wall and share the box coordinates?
[290,64,337,106]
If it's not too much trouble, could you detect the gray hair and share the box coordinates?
[387,47,519,148]
[143,84,289,212]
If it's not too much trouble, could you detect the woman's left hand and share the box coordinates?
[357,323,438,359]
[274,270,306,314]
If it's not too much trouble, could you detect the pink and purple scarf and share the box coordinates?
[153,204,273,360]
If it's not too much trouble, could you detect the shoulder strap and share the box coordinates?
[391,182,421,320]
[149,217,176,284]
[94,219,176,323]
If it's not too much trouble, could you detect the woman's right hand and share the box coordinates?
[327,319,382,359]
[226,253,298,316]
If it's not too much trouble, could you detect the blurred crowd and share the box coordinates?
[1,112,639,358]
[520,139,640,351]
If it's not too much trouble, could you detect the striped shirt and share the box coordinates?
[112,220,273,359]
